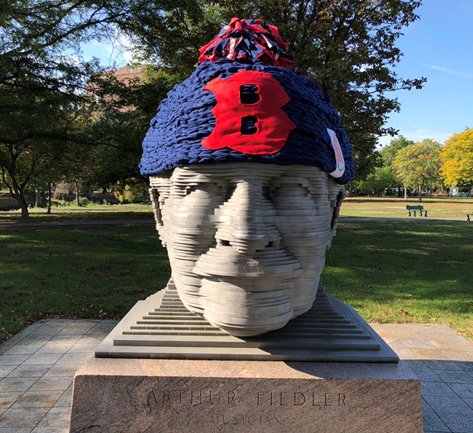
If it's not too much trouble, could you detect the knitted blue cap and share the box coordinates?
[140,21,354,184]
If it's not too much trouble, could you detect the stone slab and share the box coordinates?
[95,285,399,362]
[69,358,422,433]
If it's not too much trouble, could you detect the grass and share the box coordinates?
[323,221,473,339]
[0,203,154,222]
[0,225,170,341]
[2,198,472,222]
[0,220,472,342]
[340,197,473,219]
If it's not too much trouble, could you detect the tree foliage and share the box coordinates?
[0,0,426,213]
[380,135,415,166]
[352,165,397,196]
[0,0,194,95]
[441,128,473,188]
[393,139,442,200]
[80,66,182,189]
[1,0,99,215]
[0,84,83,216]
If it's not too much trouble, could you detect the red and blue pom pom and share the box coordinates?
[198,17,294,69]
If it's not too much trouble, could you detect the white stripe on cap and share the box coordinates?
[327,128,345,179]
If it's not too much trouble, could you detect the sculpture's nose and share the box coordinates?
[215,178,281,254]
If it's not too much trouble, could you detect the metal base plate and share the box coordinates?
[95,284,399,362]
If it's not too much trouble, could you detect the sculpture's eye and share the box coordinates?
[220,183,235,202]
[262,185,273,200]
[330,190,345,230]
[150,188,163,225]
[271,181,315,212]
[181,182,229,200]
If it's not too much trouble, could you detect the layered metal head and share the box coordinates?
[150,163,344,336]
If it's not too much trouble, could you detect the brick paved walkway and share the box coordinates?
[0,320,472,433]
[0,320,116,433]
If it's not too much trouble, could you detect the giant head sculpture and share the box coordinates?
[140,18,354,337]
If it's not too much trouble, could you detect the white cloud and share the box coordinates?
[378,128,452,148]
[419,63,473,80]
[106,31,135,65]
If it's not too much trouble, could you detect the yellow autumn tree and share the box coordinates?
[393,139,442,201]
[441,129,473,187]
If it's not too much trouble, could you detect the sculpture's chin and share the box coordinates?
[177,276,319,337]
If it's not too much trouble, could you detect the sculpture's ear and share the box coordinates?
[328,185,345,246]
[327,180,345,249]
[149,176,171,247]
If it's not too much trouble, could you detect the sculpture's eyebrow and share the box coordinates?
[171,164,328,186]
[172,170,216,184]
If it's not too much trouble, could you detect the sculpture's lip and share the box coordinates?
[194,273,303,282]
[192,269,303,278]
[191,247,303,278]
[192,263,304,281]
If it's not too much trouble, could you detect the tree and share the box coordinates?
[393,139,442,201]
[441,128,473,188]
[78,66,181,193]
[353,165,397,196]
[0,1,104,216]
[1,0,426,210]
[0,86,81,217]
[0,0,194,216]
[380,135,414,198]
[380,135,415,166]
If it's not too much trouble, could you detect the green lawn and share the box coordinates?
[341,197,473,219]
[0,220,472,342]
[0,225,169,341]
[0,203,153,222]
[324,221,473,339]
[2,197,472,222]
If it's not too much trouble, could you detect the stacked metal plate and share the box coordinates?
[96,284,398,362]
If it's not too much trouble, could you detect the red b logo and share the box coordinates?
[202,70,296,155]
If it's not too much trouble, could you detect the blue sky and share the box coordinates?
[81,32,134,67]
[380,0,473,146]
[82,1,473,148]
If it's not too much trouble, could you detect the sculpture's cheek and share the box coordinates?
[165,186,226,314]
[271,185,331,258]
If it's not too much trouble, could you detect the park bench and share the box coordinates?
[406,205,428,217]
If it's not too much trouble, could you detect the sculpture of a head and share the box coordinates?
[140,18,354,336]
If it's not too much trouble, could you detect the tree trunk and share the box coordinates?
[418,186,422,202]
[75,181,80,206]
[404,184,407,199]
[47,181,52,214]
[34,188,42,208]
[2,171,29,218]
[15,191,29,219]
[20,200,28,218]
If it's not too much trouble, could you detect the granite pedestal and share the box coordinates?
[70,287,421,433]
[70,358,422,433]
